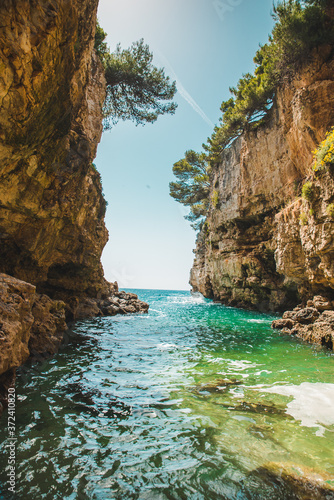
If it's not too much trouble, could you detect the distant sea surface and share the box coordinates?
[1,289,334,499]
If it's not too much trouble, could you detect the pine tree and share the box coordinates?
[95,23,177,128]
[169,151,210,230]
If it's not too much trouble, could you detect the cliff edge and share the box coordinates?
[190,49,334,329]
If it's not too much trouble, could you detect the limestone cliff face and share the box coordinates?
[190,49,334,312]
[0,0,150,407]
[0,0,109,301]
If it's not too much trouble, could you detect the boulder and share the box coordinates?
[293,307,320,324]
[272,319,295,330]
[313,295,333,312]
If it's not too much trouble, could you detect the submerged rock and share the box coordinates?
[194,378,242,394]
[250,462,334,500]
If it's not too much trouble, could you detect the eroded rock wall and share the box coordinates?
[0,1,150,397]
[0,0,108,300]
[190,49,334,312]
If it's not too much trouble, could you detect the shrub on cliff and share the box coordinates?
[95,22,177,128]
[313,128,334,171]
[204,0,334,163]
[302,181,314,201]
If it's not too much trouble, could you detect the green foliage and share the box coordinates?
[326,203,334,218]
[309,208,315,216]
[169,151,210,230]
[170,0,333,230]
[302,181,314,201]
[299,212,308,225]
[204,0,333,164]
[313,128,334,171]
[94,22,108,61]
[95,22,177,128]
[211,190,219,208]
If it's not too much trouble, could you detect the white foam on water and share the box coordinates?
[167,293,206,305]
[247,319,271,324]
[261,382,334,436]
[156,343,179,351]
[228,359,257,371]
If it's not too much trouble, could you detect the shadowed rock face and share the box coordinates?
[190,48,334,313]
[0,273,67,414]
[0,1,150,398]
[0,0,109,300]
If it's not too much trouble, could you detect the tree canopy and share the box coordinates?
[170,0,334,230]
[169,151,210,230]
[94,23,177,128]
[205,0,334,164]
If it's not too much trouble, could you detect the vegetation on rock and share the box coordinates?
[313,127,334,171]
[205,0,334,165]
[326,203,334,218]
[170,0,334,230]
[95,22,177,128]
[302,181,314,201]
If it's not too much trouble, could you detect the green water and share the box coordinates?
[0,289,333,499]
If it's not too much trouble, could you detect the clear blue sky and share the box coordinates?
[96,0,274,290]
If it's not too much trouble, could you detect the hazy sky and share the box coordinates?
[96,0,274,290]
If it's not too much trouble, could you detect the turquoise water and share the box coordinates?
[1,289,334,499]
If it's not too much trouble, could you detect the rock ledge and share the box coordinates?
[272,295,334,350]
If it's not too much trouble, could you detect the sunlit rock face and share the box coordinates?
[190,48,334,312]
[0,0,109,301]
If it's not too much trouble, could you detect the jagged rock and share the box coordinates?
[319,310,334,325]
[313,295,333,311]
[122,305,137,314]
[293,307,320,324]
[29,294,67,357]
[294,322,334,349]
[0,274,68,368]
[73,293,149,319]
[282,310,297,319]
[76,298,102,320]
[272,318,295,330]
[0,274,35,375]
[104,305,120,316]
[273,305,334,350]
[0,0,108,301]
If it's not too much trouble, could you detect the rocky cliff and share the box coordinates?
[0,0,108,302]
[190,48,334,318]
[0,0,148,412]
